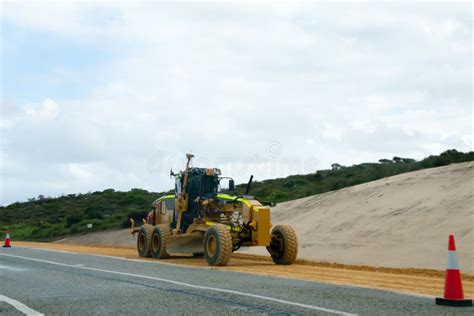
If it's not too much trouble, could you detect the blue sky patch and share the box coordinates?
[1,21,118,102]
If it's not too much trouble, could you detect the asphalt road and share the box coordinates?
[0,247,472,315]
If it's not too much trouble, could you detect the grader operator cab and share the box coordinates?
[130,154,298,266]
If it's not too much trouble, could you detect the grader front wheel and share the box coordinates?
[204,224,232,266]
[267,224,298,265]
[137,224,153,258]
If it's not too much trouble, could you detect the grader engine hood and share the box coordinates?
[215,194,271,247]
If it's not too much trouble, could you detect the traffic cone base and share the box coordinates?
[435,297,472,307]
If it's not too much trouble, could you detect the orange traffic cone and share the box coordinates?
[436,235,472,307]
[2,229,11,248]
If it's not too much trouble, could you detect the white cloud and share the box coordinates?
[0,2,472,205]
[24,98,59,120]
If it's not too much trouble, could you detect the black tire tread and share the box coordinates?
[205,224,232,266]
[151,224,170,259]
[138,224,153,258]
[269,224,298,265]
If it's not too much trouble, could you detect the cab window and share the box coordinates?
[175,178,182,194]
[163,198,176,222]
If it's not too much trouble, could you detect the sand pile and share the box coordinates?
[244,162,474,273]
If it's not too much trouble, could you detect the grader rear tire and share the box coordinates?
[204,224,232,266]
[151,225,170,259]
[137,224,153,258]
[267,224,298,265]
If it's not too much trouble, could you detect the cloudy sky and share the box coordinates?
[0,2,472,205]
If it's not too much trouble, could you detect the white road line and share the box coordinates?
[20,247,75,254]
[19,246,158,264]
[0,294,44,316]
[15,246,206,270]
[0,264,27,272]
[0,253,355,316]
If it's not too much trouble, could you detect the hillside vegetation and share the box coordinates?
[236,149,474,202]
[1,149,472,240]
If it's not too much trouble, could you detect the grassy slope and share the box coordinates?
[1,149,472,240]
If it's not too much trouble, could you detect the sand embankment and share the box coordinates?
[244,162,474,273]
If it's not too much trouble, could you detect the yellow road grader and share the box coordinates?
[130,154,298,266]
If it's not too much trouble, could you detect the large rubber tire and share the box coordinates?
[267,224,298,265]
[204,224,232,266]
[151,224,170,259]
[137,224,153,258]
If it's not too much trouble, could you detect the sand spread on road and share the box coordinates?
[14,241,473,298]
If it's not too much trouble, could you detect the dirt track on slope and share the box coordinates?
[15,241,474,298]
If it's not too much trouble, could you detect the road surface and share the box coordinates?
[1,247,472,315]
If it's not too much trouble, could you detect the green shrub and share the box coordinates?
[84,207,104,220]
[65,215,82,228]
